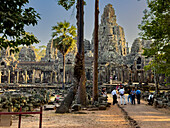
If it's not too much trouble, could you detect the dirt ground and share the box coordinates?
[10,95,130,128]
[121,96,170,128]
[9,94,170,128]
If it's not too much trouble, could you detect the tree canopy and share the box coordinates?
[139,0,170,80]
[52,21,76,56]
[57,0,75,10]
[34,45,46,61]
[0,0,41,52]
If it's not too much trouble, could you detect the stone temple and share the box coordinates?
[0,4,168,86]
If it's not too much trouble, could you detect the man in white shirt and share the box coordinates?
[119,87,126,105]
[111,88,117,105]
[148,93,154,105]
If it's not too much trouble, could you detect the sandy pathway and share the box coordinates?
[118,95,170,128]
[10,94,130,128]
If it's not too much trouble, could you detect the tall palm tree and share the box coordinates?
[52,21,76,88]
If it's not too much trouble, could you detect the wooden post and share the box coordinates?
[18,107,22,128]
[39,107,42,128]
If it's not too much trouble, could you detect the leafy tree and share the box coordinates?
[139,0,170,88]
[34,45,47,61]
[52,21,76,89]
[57,0,75,10]
[0,0,41,52]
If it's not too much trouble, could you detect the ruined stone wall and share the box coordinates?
[18,46,36,62]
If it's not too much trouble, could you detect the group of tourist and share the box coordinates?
[110,85,154,106]
[111,86,142,105]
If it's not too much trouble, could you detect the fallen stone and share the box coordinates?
[71,104,81,111]
[44,105,56,110]
[87,108,99,111]
[99,105,107,110]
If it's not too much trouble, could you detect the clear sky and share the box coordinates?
[25,0,148,47]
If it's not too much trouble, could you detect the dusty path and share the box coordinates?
[11,95,129,128]
[117,94,170,128]
[10,94,170,128]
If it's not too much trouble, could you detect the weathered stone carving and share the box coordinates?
[41,39,57,62]
[18,46,36,62]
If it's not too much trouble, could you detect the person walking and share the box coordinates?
[119,87,126,105]
[131,88,136,105]
[127,88,132,104]
[136,88,141,104]
[111,88,117,105]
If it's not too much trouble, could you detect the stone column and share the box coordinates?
[54,72,57,83]
[8,70,10,84]
[118,68,121,81]
[0,71,1,83]
[32,69,35,83]
[121,68,123,82]
[132,71,134,82]
[141,71,144,83]
[17,71,19,83]
[25,70,27,84]
[134,70,138,82]
[50,72,53,83]
[40,72,43,83]
[14,76,16,84]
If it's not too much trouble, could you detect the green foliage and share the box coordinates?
[139,0,170,79]
[52,21,76,56]
[57,0,86,10]
[30,45,46,61]
[57,0,76,10]
[0,0,41,51]
[36,45,46,61]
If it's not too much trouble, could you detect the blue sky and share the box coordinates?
[25,0,147,47]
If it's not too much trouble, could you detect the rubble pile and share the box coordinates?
[154,91,170,108]
[141,90,170,108]
[0,89,51,112]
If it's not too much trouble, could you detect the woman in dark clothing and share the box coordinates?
[131,88,136,105]
[111,88,117,105]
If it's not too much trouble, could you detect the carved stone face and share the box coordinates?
[101,4,117,26]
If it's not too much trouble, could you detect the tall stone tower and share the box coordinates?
[41,39,57,62]
[91,4,127,63]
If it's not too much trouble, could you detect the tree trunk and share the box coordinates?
[77,0,86,106]
[55,84,78,113]
[55,0,86,113]
[93,0,99,102]
[155,74,159,94]
[63,55,65,89]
